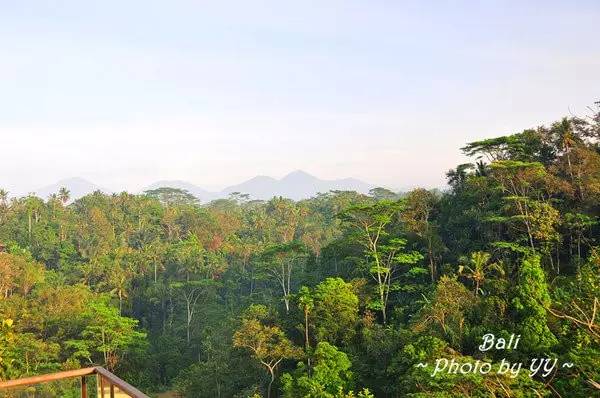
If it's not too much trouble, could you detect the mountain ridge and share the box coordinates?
[205,170,376,201]
[33,171,381,201]
[33,177,111,200]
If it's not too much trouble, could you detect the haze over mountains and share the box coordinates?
[219,170,375,201]
[33,177,111,200]
[31,171,379,202]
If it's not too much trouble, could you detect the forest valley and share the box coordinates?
[1,105,599,397]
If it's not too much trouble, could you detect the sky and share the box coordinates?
[1,0,599,195]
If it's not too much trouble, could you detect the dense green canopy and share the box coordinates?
[1,106,599,397]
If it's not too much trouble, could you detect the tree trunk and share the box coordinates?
[267,367,275,398]
[186,303,191,344]
[379,284,387,324]
[279,263,291,314]
[118,292,123,315]
[427,234,436,282]
[514,195,536,252]
[428,249,436,283]
[372,248,388,324]
[284,297,290,313]
[556,244,560,275]
[304,308,311,374]
[304,309,309,349]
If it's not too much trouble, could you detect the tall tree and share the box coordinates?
[402,188,443,281]
[512,255,557,354]
[233,305,302,398]
[297,286,314,372]
[57,187,70,206]
[458,251,504,295]
[261,241,307,313]
[339,201,422,323]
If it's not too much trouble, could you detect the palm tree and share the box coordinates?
[475,160,488,177]
[145,242,165,283]
[109,265,130,315]
[297,286,314,373]
[446,163,473,187]
[459,251,504,295]
[24,196,42,242]
[58,187,70,206]
[552,118,584,199]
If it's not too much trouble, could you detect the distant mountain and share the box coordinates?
[220,175,278,200]
[32,171,379,203]
[142,171,376,201]
[34,177,110,200]
[143,180,216,202]
[220,170,375,200]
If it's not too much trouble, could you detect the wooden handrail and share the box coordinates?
[0,366,149,398]
[0,367,96,389]
[95,367,149,398]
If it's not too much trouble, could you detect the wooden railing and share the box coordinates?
[0,366,149,398]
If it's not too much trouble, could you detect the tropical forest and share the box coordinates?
[1,107,599,397]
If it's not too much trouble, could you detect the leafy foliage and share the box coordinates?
[0,108,599,396]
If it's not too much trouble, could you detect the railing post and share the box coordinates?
[81,376,87,398]
[0,366,149,397]
[99,374,105,398]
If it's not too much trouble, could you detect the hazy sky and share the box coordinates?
[1,1,599,194]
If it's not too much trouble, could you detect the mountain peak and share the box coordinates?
[281,170,317,181]
[32,171,381,203]
[34,177,110,200]
[221,170,375,200]
[286,169,312,176]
